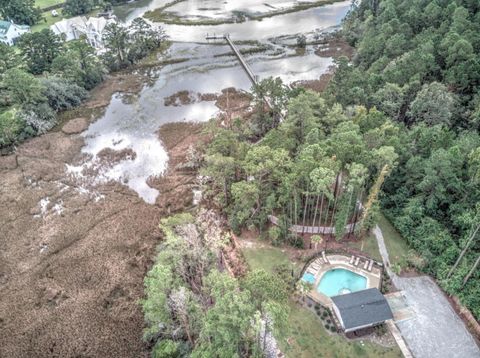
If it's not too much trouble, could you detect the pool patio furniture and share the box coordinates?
[354,257,360,266]
[349,255,355,264]
[301,253,382,307]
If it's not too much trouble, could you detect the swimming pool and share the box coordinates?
[302,272,316,284]
[317,268,367,297]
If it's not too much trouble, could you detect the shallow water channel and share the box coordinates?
[70,1,351,204]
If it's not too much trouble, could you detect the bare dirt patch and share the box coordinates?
[61,117,89,135]
[293,70,335,93]
[85,72,149,110]
[97,147,137,164]
[315,37,354,60]
[215,87,254,126]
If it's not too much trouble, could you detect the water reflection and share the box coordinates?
[114,0,170,23]
[76,0,351,203]
[113,0,351,42]
[161,2,351,42]
[166,0,323,19]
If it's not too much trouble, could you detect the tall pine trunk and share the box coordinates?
[318,194,324,233]
[324,196,331,234]
[448,223,480,278]
[462,255,480,287]
[329,173,341,228]
[344,188,354,229]
[312,194,320,234]
[302,193,308,234]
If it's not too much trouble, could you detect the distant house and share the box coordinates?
[331,288,393,333]
[50,16,115,50]
[0,20,30,46]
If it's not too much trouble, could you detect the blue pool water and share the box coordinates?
[317,268,367,297]
[302,272,316,284]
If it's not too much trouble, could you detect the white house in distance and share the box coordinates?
[50,16,115,50]
[0,20,30,46]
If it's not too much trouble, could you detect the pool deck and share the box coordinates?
[304,254,381,307]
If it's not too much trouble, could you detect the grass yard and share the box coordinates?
[377,213,410,265]
[35,0,64,9]
[31,7,101,33]
[32,11,65,32]
[278,303,402,358]
[242,246,298,274]
[241,243,402,358]
[346,233,382,262]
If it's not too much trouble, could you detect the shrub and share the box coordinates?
[375,324,387,336]
[40,77,88,111]
[324,324,330,330]
[0,109,23,148]
[296,35,307,48]
[288,233,304,248]
[152,339,180,358]
[330,326,336,333]
[19,103,56,135]
[326,319,331,324]
[268,226,282,241]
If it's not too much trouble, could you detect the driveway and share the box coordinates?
[393,275,480,358]
[373,225,480,358]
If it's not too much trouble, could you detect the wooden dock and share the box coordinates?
[206,33,258,86]
[206,33,280,117]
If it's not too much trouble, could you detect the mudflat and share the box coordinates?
[0,119,204,357]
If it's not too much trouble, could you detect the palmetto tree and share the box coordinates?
[311,235,323,251]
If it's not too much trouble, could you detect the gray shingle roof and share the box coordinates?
[331,288,393,330]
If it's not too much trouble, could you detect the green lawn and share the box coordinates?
[278,303,402,358]
[377,213,410,265]
[241,243,402,358]
[242,246,297,274]
[32,11,65,32]
[35,0,64,9]
[346,233,382,262]
[31,7,101,33]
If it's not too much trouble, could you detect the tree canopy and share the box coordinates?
[0,0,41,25]
[142,213,289,357]
[334,0,480,319]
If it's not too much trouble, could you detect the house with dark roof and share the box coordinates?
[331,288,393,333]
[0,20,30,46]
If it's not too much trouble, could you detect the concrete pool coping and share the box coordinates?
[304,254,381,307]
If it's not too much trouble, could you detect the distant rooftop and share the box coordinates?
[0,20,11,35]
[0,20,30,36]
[331,288,393,331]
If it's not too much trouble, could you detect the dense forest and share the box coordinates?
[201,0,480,320]
[336,0,480,317]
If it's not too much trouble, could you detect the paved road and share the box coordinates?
[373,225,480,358]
